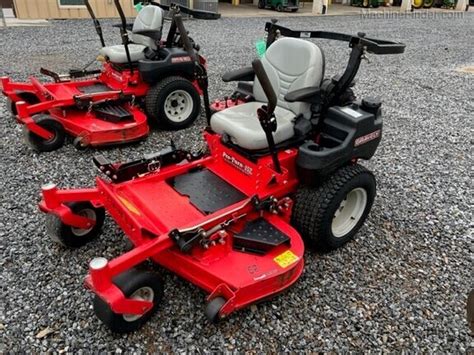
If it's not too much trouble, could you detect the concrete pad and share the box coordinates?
[2,8,15,18]
[2,18,49,27]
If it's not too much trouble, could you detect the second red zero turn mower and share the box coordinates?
[0,1,219,152]
[38,21,405,333]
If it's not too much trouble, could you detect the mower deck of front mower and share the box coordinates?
[74,133,305,315]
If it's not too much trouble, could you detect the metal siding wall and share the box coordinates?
[14,0,135,19]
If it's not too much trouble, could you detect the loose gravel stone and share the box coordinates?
[0,12,473,352]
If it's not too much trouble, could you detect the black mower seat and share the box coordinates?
[210,37,325,151]
[100,5,164,64]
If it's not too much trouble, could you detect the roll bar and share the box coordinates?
[84,0,106,47]
[264,21,405,109]
[265,22,405,55]
[113,0,135,74]
[148,1,221,20]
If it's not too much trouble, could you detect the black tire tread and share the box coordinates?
[145,75,200,130]
[205,297,226,324]
[292,164,375,251]
[93,269,164,333]
[45,201,105,248]
[26,114,66,152]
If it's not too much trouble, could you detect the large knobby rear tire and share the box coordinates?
[292,164,376,251]
[145,76,201,130]
[93,269,164,333]
[26,114,66,152]
[45,201,105,248]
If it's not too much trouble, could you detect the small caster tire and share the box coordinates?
[292,164,376,251]
[26,114,66,152]
[205,297,226,323]
[93,269,164,333]
[145,76,201,130]
[6,98,17,116]
[45,201,105,248]
[7,92,39,117]
[73,136,88,150]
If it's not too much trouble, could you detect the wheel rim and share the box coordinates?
[123,287,154,322]
[331,188,368,238]
[164,90,194,123]
[71,208,96,236]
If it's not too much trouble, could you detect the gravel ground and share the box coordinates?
[0,12,473,352]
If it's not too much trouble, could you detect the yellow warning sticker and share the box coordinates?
[274,250,299,269]
[118,195,141,216]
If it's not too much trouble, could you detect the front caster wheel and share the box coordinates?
[93,269,164,333]
[145,75,201,130]
[73,136,88,150]
[6,98,17,116]
[205,297,226,323]
[292,164,376,251]
[45,201,105,248]
[26,114,65,152]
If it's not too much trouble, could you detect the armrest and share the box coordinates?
[284,86,321,103]
[222,66,255,83]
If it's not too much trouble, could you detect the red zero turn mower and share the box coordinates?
[0,1,219,152]
[38,22,405,333]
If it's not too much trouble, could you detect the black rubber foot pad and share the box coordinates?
[79,84,113,94]
[93,103,133,122]
[172,169,246,214]
[234,218,290,254]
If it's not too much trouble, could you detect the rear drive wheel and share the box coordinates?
[205,297,227,323]
[46,201,105,248]
[292,164,376,251]
[145,76,201,130]
[26,114,65,152]
[258,0,265,8]
[93,269,164,333]
[276,3,284,11]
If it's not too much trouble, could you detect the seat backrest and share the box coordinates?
[131,5,164,50]
[253,37,325,119]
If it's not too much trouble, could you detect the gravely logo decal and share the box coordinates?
[171,56,192,63]
[354,129,381,147]
[222,152,253,175]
